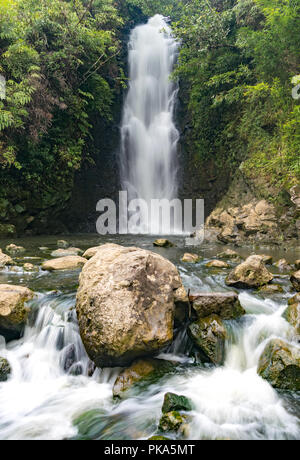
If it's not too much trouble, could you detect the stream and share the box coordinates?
[0,234,299,440]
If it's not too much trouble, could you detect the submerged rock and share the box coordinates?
[153,239,174,248]
[283,294,300,334]
[5,244,25,255]
[0,357,11,381]
[257,339,300,391]
[76,243,188,367]
[190,292,245,320]
[181,253,200,263]
[291,271,300,292]
[258,284,284,294]
[188,314,227,365]
[274,259,293,272]
[57,240,69,249]
[217,249,242,260]
[206,260,230,269]
[42,256,87,271]
[0,284,34,341]
[0,250,13,269]
[226,255,273,289]
[50,247,83,258]
[113,359,173,398]
[158,411,189,435]
[162,393,193,414]
[23,263,39,272]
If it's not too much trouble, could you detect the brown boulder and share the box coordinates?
[42,256,87,271]
[190,292,245,320]
[226,255,273,289]
[0,284,34,340]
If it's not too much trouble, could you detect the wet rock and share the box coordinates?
[206,260,230,269]
[50,247,83,258]
[61,344,76,372]
[217,249,243,260]
[57,240,69,249]
[113,358,173,398]
[291,271,300,291]
[295,260,300,270]
[188,314,227,365]
[174,285,190,324]
[190,292,245,320]
[5,244,25,255]
[226,255,273,289]
[69,363,83,376]
[181,253,200,263]
[0,250,13,269]
[158,411,189,434]
[87,361,96,377]
[162,392,193,414]
[0,284,34,341]
[42,256,87,271]
[283,294,300,334]
[76,244,188,367]
[82,246,103,260]
[153,239,174,248]
[0,357,11,381]
[23,263,39,272]
[258,284,284,294]
[260,255,273,265]
[274,259,293,271]
[257,339,300,391]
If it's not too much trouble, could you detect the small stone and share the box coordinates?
[0,357,11,382]
[153,239,174,248]
[258,284,284,294]
[162,392,193,414]
[274,259,293,271]
[181,253,200,263]
[23,263,39,272]
[217,249,242,260]
[5,244,25,255]
[291,271,300,291]
[57,240,70,249]
[206,260,230,269]
[42,256,87,271]
[0,250,13,268]
[51,248,83,258]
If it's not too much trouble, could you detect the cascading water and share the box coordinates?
[120,15,179,233]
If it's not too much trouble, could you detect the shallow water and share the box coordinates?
[0,234,299,440]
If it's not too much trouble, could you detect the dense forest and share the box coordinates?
[0,0,299,236]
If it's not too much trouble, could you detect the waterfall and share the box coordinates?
[120,15,179,234]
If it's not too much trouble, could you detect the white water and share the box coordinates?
[0,278,299,440]
[120,15,179,233]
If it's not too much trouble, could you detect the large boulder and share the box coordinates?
[257,339,300,391]
[113,359,173,398]
[0,250,13,269]
[290,271,300,292]
[0,357,11,382]
[226,255,273,289]
[190,292,245,320]
[188,314,227,365]
[0,284,34,341]
[283,294,300,334]
[42,256,87,271]
[76,244,189,367]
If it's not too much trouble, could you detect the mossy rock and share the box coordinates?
[226,255,273,289]
[206,260,230,269]
[282,294,300,334]
[158,411,188,434]
[0,357,11,382]
[258,284,284,294]
[162,392,193,414]
[153,239,174,248]
[72,409,106,440]
[0,224,16,238]
[188,314,227,365]
[257,339,300,391]
[181,253,201,263]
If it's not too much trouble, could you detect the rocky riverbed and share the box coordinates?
[0,234,299,440]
